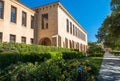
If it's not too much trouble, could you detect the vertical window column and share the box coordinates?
[31,16,34,28]
[30,38,34,44]
[42,14,48,29]
[70,22,72,34]
[66,19,69,32]
[0,32,2,42]
[0,1,4,19]
[22,11,27,26]
[11,6,17,23]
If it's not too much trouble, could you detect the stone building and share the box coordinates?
[0,0,35,44]
[0,0,87,51]
[34,2,87,51]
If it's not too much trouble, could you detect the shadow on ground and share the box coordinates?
[98,53,120,81]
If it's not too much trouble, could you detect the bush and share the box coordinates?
[87,42,104,57]
[62,51,85,60]
[111,51,120,55]
[0,52,52,69]
[0,42,73,53]
[0,59,98,81]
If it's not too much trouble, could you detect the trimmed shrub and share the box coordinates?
[0,42,74,53]
[111,51,120,55]
[62,51,85,60]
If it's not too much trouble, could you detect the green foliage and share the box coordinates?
[87,42,104,57]
[96,0,120,50]
[111,51,120,55]
[0,42,73,53]
[0,58,100,81]
[0,42,102,81]
[62,51,85,60]
[0,52,52,69]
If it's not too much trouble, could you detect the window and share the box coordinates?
[21,36,26,43]
[66,19,69,32]
[30,38,34,44]
[31,16,34,28]
[70,22,72,34]
[73,25,75,35]
[10,34,16,42]
[0,1,4,19]
[11,6,17,23]
[22,11,27,26]
[42,14,48,29]
[0,32,2,42]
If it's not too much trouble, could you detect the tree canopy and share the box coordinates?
[96,0,120,50]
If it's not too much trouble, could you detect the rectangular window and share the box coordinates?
[0,32,2,42]
[42,14,48,29]
[11,6,17,23]
[73,25,75,35]
[21,36,26,43]
[22,11,27,26]
[30,38,34,44]
[10,34,16,42]
[66,19,69,32]
[70,22,72,34]
[31,16,34,28]
[0,1,4,19]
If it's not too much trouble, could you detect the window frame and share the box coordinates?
[10,6,17,23]
[0,32,3,42]
[10,34,16,43]
[30,38,34,44]
[0,1,4,19]
[22,11,27,27]
[66,19,69,32]
[42,13,48,29]
[31,15,34,29]
[21,36,26,43]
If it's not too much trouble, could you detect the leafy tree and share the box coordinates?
[96,0,120,50]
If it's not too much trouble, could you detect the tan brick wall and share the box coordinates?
[0,0,35,44]
[34,3,58,45]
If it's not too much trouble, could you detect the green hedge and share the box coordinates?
[111,51,120,55]
[0,42,74,53]
[0,59,98,81]
[0,51,85,69]
[0,52,52,69]
[62,51,85,60]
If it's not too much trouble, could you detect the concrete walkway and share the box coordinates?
[98,52,120,81]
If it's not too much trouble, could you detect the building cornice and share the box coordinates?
[33,2,87,34]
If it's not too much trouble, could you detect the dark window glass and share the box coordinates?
[73,25,75,35]
[10,35,16,42]
[42,14,48,29]
[21,37,26,43]
[70,22,72,34]
[31,16,34,28]
[22,11,27,26]
[0,1,4,19]
[30,38,34,44]
[11,6,17,23]
[66,19,69,32]
[0,32,2,42]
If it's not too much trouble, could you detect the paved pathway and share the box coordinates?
[98,52,120,81]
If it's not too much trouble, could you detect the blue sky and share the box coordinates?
[20,0,111,42]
